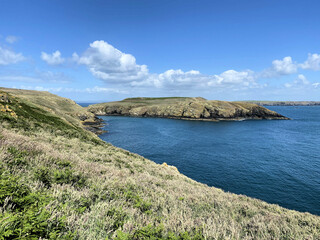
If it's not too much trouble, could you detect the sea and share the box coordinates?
[93,106,319,215]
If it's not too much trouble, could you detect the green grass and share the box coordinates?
[0,88,319,239]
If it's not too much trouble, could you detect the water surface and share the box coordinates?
[99,106,320,215]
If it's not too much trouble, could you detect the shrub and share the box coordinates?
[0,172,74,239]
[107,207,127,230]
[6,146,28,167]
[34,167,52,188]
[124,190,152,214]
[53,169,87,188]
[114,224,205,240]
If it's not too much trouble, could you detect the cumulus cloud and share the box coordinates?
[261,56,298,78]
[0,46,25,65]
[74,40,148,82]
[284,74,316,88]
[5,35,18,44]
[131,69,259,90]
[210,70,255,86]
[300,53,320,71]
[47,41,320,94]
[41,50,65,65]
[272,56,298,75]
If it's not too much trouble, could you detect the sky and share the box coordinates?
[0,0,320,102]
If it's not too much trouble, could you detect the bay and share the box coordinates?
[98,106,320,215]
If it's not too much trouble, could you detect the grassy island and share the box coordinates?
[87,97,289,121]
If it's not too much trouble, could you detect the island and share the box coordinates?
[87,97,289,121]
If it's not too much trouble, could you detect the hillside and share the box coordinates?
[0,87,104,134]
[0,89,319,239]
[87,97,289,121]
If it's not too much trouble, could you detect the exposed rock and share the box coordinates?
[81,117,107,135]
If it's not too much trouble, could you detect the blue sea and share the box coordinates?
[98,106,320,215]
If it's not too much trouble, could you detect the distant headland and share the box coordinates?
[243,101,320,106]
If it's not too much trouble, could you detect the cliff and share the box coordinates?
[0,89,318,239]
[87,97,289,121]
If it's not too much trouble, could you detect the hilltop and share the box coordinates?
[87,97,289,121]
[0,88,319,239]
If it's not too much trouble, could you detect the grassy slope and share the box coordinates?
[0,90,319,239]
[0,87,95,126]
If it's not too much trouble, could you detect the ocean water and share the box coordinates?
[98,106,320,215]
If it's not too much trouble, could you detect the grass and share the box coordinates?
[0,88,319,239]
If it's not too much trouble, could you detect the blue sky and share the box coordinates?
[1,0,320,102]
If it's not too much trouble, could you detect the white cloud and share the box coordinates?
[0,70,70,84]
[271,56,298,75]
[75,40,148,82]
[155,69,203,88]
[41,50,65,65]
[296,74,309,85]
[284,74,316,88]
[84,86,128,94]
[0,46,25,65]
[35,70,70,83]
[0,75,39,82]
[259,56,298,79]
[312,82,320,88]
[131,69,259,90]
[15,85,126,94]
[37,41,320,95]
[5,35,18,44]
[212,69,255,85]
[300,53,320,71]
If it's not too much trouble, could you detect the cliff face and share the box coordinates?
[87,97,289,120]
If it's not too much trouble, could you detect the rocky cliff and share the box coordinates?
[87,97,289,121]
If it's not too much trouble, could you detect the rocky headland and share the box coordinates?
[87,97,289,121]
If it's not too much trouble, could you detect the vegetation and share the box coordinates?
[0,88,319,239]
[86,97,289,121]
